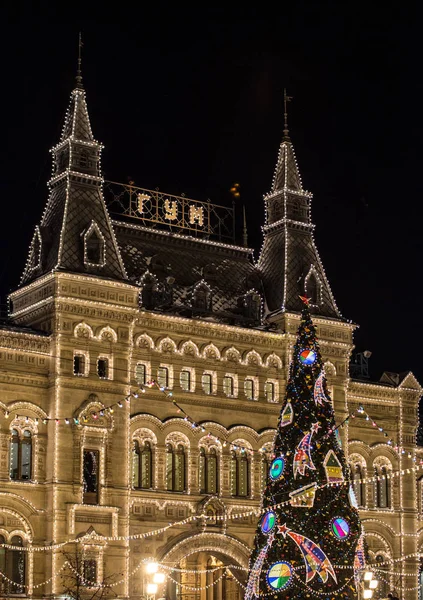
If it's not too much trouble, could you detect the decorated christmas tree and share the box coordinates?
[245,297,364,599]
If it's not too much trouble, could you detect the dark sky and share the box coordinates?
[1,7,422,384]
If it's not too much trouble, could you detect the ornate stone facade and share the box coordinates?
[0,69,421,600]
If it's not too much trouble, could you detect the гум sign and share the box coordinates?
[137,193,204,227]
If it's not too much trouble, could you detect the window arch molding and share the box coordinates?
[265,353,283,369]
[201,344,221,360]
[97,326,118,343]
[179,340,200,358]
[134,332,155,350]
[74,321,95,339]
[74,396,114,431]
[157,336,178,354]
[222,346,241,363]
[243,349,263,367]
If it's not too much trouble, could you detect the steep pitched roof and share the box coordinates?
[258,132,341,319]
[20,84,127,286]
[114,222,262,323]
[271,139,303,192]
[60,87,94,142]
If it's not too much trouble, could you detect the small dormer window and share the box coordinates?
[84,223,105,267]
[192,282,212,311]
[86,233,102,264]
[304,266,321,306]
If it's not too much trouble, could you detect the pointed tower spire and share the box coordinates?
[283,88,291,141]
[242,205,248,247]
[258,96,341,319]
[20,45,127,286]
[76,32,83,89]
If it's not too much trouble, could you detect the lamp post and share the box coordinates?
[144,561,166,600]
[362,570,379,599]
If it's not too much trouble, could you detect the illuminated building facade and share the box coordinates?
[0,69,421,600]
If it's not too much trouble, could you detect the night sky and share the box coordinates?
[1,8,422,385]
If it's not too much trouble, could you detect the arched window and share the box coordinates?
[166,444,186,492]
[262,452,271,489]
[0,535,26,594]
[85,228,104,266]
[351,463,365,507]
[245,378,255,400]
[202,373,213,395]
[230,449,249,497]
[83,449,99,504]
[10,536,25,594]
[199,447,218,494]
[223,375,234,397]
[264,381,275,402]
[374,464,391,508]
[132,441,140,488]
[9,429,32,481]
[132,440,153,489]
[141,442,152,489]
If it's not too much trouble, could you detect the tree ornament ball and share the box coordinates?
[299,349,317,365]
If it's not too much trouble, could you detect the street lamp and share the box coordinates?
[145,562,159,574]
[153,572,165,584]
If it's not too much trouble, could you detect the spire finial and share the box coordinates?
[76,32,84,89]
[243,205,248,247]
[283,88,292,140]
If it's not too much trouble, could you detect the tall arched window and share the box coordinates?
[83,449,99,504]
[262,452,271,489]
[351,463,365,507]
[166,444,186,492]
[132,441,140,488]
[132,440,153,489]
[374,464,391,508]
[199,447,218,494]
[230,449,249,497]
[0,535,26,594]
[9,429,32,481]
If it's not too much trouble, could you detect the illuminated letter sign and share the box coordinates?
[137,193,150,214]
[189,205,204,226]
[164,199,178,221]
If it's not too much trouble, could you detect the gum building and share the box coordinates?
[0,65,422,600]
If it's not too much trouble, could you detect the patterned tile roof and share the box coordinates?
[115,222,262,323]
